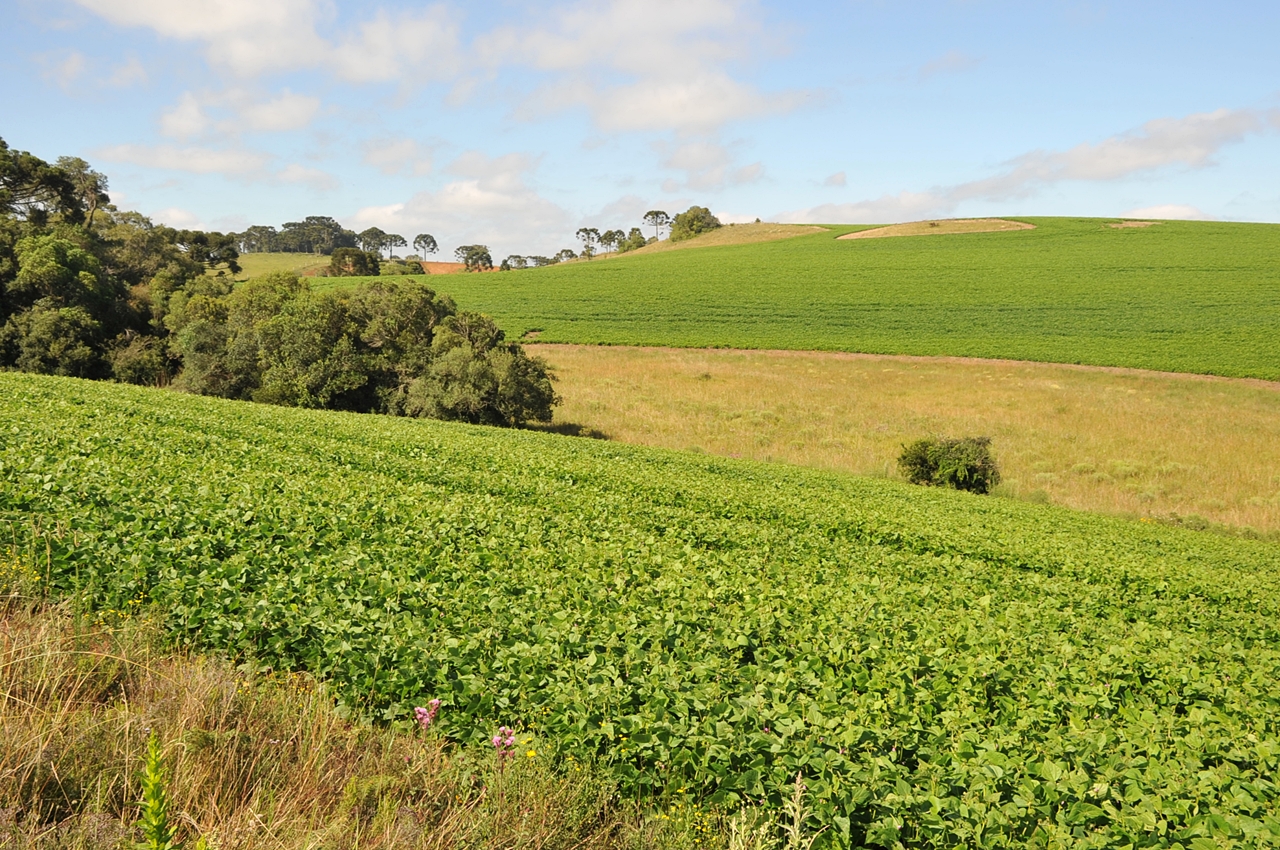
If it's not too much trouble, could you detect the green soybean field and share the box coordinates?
[4,372,1280,848]
[322,217,1280,380]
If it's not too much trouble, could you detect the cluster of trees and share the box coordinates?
[500,250,578,270]
[566,207,722,261]
[169,272,556,425]
[235,220,439,261]
[0,137,557,427]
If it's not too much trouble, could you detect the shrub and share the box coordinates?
[898,436,1001,494]
[328,247,380,277]
[668,206,722,242]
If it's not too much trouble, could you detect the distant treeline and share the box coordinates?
[0,137,555,426]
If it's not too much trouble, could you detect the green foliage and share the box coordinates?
[137,732,179,850]
[357,218,1280,381]
[380,259,426,276]
[668,206,722,242]
[6,373,1280,848]
[455,245,494,272]
[164,274,554,425]
[898,436,1001,494]
[329,247,381,277]
[0,300,105,377]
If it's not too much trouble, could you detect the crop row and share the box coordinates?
[3,373,1280,847]
[325,217,1280,381]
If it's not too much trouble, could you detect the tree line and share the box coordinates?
[0,137,556,427]
[569,207,722,260]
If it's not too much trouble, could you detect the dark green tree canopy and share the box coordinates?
[668,206,722,242]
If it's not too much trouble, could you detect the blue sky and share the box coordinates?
[3,0,1278,258]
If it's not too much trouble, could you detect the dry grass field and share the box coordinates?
[836,218,1035,239]
[529,344,1280,535]
[623,222,826,254]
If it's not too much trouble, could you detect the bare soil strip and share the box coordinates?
[838,218,1036,240]
[1109,221,1161,229]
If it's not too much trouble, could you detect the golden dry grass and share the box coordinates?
[1108,221,1161,229]
[0,584,720,849]
[529,344,1280,535]
[836,218,1035,239]
[623,223,827,255]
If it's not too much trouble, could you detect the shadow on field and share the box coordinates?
[530,422,612,440]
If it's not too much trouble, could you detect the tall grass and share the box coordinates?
[530,344,1280,535]
[0,582,735,849]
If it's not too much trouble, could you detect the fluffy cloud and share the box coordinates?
[484,0,806,138]
[158,88,322,140]
[823,171,846,188]
[655,139,765,191]
[348,151,573,258]
[363,138,435,176]
[785,107,1276,223]
[95,143,270,174]
[276,163,338,191]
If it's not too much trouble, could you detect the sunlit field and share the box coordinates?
[531,344,1280,535]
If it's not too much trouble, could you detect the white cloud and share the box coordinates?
[43,50,86,89]
[951,107,1272,203]
[1121,204,1214,220]
[489,0,807,136]
[160,92,212,139]
[823,171,846,188]
[784,107,1277,223]
[96,143,270,174]
[348,151,573,258]
[149,206,208,229]
[654,139,766,190]
[71,0,461,84]
[715,211,760,224]
[237,90,321,132]
[328,7,462,84]
[917,50,982,81]
[276,163,338,191]
[363,138,434,176]
[108,56,148,87]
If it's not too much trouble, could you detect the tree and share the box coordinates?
[237,225,279,253]
[329,247,380,277]
[454,245,493,272]
[618,227,648,253]
[413,233,438,257]
[643,210,670,241]
[55,156,110,229]
[358,227,389,256]
[0,137,84,226]
[668,206,722,242]
[278,217,356,254]
[553,248,577,263]
[599,229,624,254]
[386,233,408,259]
[174,230,241,275]
[576,227,600,260]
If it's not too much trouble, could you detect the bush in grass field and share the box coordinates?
[328,247,381,277]
[668,206,722,242]
[898,436,1001,494]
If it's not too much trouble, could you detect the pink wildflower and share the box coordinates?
[414,698,442,731]
[492,726,517,761]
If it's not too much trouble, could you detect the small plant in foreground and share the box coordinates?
[137,731,179,850]
[898,435,1001,494]
[492,726,517,763]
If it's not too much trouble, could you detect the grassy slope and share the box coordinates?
[328,217,1280,380]
[4,373,1280,847]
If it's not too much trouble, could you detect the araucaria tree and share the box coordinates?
[413,233,438,257]
[576,227,600,260]
[643,210,670,240]
[454,245,493,272]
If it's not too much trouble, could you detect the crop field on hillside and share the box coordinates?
[530,344,1280,534]
[229,252,329,280]
[4,374,1280,847]
[326,218,1280,380]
